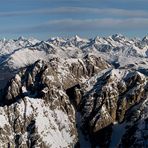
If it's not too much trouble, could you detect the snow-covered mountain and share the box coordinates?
[0,35,147,89]
[0,35,147,147]
[0,34,148,70]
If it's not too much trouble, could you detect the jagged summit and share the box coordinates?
[111,33,126,39]
[94,36,101,42]
[0,34,146,43]
[142,35,148,42]
[17,36,26,40]
[70,35,85,42]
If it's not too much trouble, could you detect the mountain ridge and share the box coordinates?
[0,35,147,147]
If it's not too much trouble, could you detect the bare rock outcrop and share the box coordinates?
[0,55,110,147]
[79,69,148,147]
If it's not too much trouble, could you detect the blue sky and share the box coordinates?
[0,0,148,39]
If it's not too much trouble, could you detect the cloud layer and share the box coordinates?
[30,18,148,32]
[0,7,148,18]
[3,18,147,35]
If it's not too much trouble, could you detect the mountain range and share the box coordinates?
[0,34,147,147]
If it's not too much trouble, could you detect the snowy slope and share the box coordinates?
[0,34,148,70]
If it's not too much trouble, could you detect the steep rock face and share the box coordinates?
[0,58,148,148]
[0,56,110,147]
[3,55,110,104]
[0,61,77,147]
[78,69,147,147]
[118,81,148,148]
[0,96,77,147]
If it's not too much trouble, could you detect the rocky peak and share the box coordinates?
[0,54,111,147]
[18,36,26,41]
[48,37,66,46]
[111,34,126,41]
[76,68,148,147]
[0,60,79,147]
[142,35,148,43]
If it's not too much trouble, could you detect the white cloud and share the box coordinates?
[46,18,148,30]
[0,7,148,18]
[13,18,148,33]
[50,7,148,18]
[1,17,148,34]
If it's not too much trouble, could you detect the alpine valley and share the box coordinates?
[0,34,148,148]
